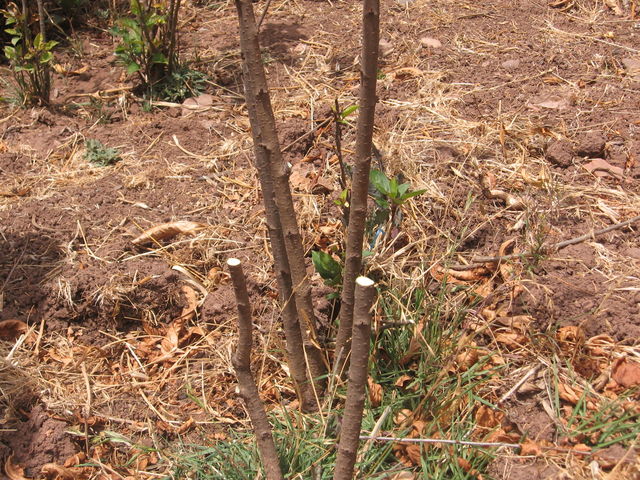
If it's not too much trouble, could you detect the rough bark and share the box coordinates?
[333,277,376,480]
[334,0,380,371]
[234,0,327,389]
[227,259,284,480]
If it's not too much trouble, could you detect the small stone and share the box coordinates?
[501,59,520,70]
[420,37,442,49]
[621,57,640,77]
[575,131,606,158]
[379,38,394,57]
[545,139,574,168]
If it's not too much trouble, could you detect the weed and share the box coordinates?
[152,64,208,102]
[111,0,182,94]
[1,2,57,105]
[84,139,121,167]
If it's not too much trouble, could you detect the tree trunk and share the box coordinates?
[333,277,376,480]
[334,0,380,372]
[234,0,327,391]
[227,259,284,480]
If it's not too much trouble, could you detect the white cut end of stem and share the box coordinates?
[227,258,241,267]
[356,276,375,287]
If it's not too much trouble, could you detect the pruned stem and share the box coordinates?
[334,0,380,372]
[234,0,327,394]
[227,258,284,480]
[333,276,376,480]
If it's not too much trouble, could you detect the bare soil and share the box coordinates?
[1,0,640,478]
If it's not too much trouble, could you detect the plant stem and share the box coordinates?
[227,259,284,480]
[333,277,376,480]
[234,0,326,407]
[334,0,380,372]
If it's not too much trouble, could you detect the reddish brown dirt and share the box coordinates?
[1,0,640,478]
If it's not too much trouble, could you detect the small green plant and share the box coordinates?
[111,0,182,94]
[84,139,121,167]
[312,250,343,289]
[1,2,57,105]
[367,169,426,246]
[153,64,207,102]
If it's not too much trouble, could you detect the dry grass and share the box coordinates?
[1,0,639,478]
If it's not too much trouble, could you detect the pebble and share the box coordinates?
[545,139,574,168]
[420,37,442,49]
[501,59,520,70]
[379,38,394,58]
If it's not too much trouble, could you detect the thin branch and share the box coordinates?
[359,436,593,455]
[471,214,640,264]
[257,0,273,29]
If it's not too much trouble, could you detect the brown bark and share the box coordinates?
[227,259,284,480]
[234,0,327,389]
[334,0,380,371]
[333,277,376,480]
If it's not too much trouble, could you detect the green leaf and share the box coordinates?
[11,36,21,45]
[4,45,15,59]
[126,62,141,74]
[5,28,19,36]
[340,104,359,119]
[312,251,342,287]
[151,51,168,64]
[399,189,427,202]
[397,182,410,197]
[33,33,43,49]
[44,40,58,50]
[369,169,390,196]
[39,51,53,63]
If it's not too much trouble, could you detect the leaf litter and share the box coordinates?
[1,0,640,478]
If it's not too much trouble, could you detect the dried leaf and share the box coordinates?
[132,221,205,246]
[495,332,528,349]
[40,463,78,480]
[604,0,623,15]
[583,158,624,179]
[556,326,585,349]
[520,439,543,456]
[475,405,503,429]
[0,320,28,341]
[5,456,30,480]
[179,285,198,322]
[394,374,413,388]
[393,409,414,428]
[612,358,640,388]
[368,377,383,407]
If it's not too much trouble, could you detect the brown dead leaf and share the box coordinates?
[583,158,624,179]
[179,285,198,322]
[604,0,623,15]
[63,453,86,469]
[430,265,491,284]
[612,358,640,388]
[475,405,503,430]
[5,456,30,480]
[394,374,413,389]
[454,347,479,372]
[132,221,205,246]
[404,444,421,465]
[177,417,195,434]
[0,320,28,341]
[40,464,79,480]
[394,409,414,428]
[557,326,585,350]
[519,439,543,456]
[495,331,528,349]
[368,377,383,407]
[289,163,314,192]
